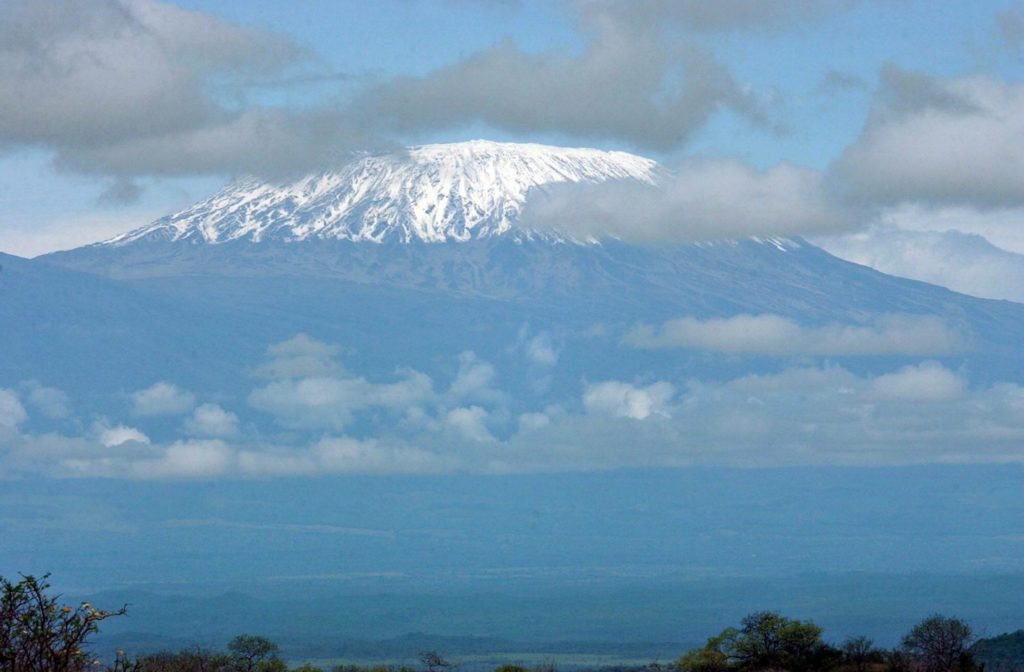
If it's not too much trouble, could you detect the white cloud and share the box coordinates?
[834,67,1024,209]
[131,440,235,479]
[5,335,1024,479]
[0,389,28,430]
[95,422,151,448]
[525,333,559,367]
[24,384,71,420]
[448,351,500,401]
[870,361,966,401]
[624,313,962,356]
[356,17,759,153]
[183,403,240,438]
[0,0,382,180]
[237,436,460,476]
[249,370,433,431]
[130,382,196,417]
[522,160,853,243]
[255,334,342,379]
[445,406,494,442]
[818,226,1024,303]
[583,380,675,419]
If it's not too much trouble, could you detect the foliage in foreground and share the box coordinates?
[1,573,1016,672]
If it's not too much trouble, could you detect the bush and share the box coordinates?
[0,573,126,672]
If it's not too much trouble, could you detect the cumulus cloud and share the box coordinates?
[0,389,27,430]
[94,422,151,448]
[23,383,70,420]
[445,406,494,442]
[0,0,374,178]
[624,313,962,356]
[583,380,675,419]
[255,334,343,379]
[131,440,235,479]
[237,436,460,476]
[448,351,501,402]
[833,66,1024,209]
[355,9,761,151]
[522,160,853,243]
[6,334,1024,479]
[870,361,966,401]
[130,382,196,417]
[183,403,240,438]
[249,369,434,431]
[524,332,560,367]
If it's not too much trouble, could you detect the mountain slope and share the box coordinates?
[100,140,661,246]
[28,140,1024,412]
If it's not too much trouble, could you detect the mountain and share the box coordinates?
[100,140,661,247]
[7,142,1024,638]
[817,228,1024,303]
[30,140,1024,400]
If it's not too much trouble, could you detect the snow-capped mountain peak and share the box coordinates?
[105,140,663,246]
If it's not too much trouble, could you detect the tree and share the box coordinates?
[0,573,126,672]
[676,630,733,672]
[419,651,455,672]
[134,647,232,672]
[900,615,978,672]
[842,636,881,672]
[227,635,284,672]
[677,611,837,672]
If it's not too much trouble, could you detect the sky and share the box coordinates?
[6,1,1024,603]
[2,0,1024,300]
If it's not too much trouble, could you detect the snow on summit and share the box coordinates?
[107,141,662,246]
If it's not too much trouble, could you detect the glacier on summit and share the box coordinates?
[105,140,662,246]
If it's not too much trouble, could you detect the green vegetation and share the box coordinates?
[3,573,1021,672]
[968,630,1024,672]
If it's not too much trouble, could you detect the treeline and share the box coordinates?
[2,574,1021,672]
[671,610,989,672]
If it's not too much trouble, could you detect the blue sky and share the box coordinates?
[3,0,1024,262]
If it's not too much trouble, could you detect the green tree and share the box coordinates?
[228,635,284,672]
[677,611,837,672]
[900,615,978,672]
[841,636,883,672]
[0,573,126,672]
[676,630,733,672]
[134,646,233,672]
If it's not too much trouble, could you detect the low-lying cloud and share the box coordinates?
[521,160,854,243]
[3,332,1022,479]
[624,313,963,356]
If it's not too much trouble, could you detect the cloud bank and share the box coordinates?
[522,160,854,242]
[624,313,962,356]
[2,331,1023,479]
